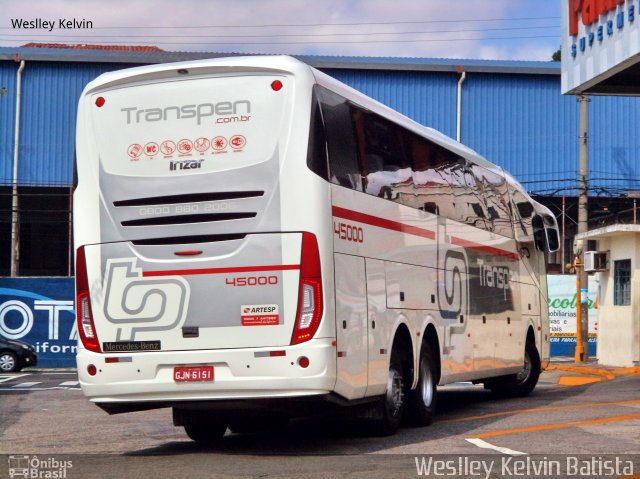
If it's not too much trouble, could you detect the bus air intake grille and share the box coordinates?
[121,212,256,227]
[132,233,247,245]
[113,191,264,207]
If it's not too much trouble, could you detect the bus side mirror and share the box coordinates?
[542,214,560,252]
[545,227,560,252]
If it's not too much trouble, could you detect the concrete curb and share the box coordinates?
[546,364,616,380]
[613,366,640,376]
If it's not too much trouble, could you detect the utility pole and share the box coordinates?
[10,60,25,277]
[576,95,590,362]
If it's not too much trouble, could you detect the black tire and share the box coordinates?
[183,416,227,444]
[488,340,541,397]
[228,416,289,434]
[373,355,405,436]
[405,346,437,427]
[0,352,18,373]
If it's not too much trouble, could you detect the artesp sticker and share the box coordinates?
[240,304,279,326]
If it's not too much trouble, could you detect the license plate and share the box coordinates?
[173,365,214,382]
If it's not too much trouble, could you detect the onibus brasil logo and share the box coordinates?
[8,455,72,478]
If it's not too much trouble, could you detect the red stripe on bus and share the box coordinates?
[142,264,300,277]
[332,206,436,240]
[450,236,519,261]
[332,205,517,260]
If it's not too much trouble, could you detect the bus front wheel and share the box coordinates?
[487,340,541,397]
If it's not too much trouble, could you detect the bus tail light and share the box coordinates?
[76,246,101,353]
[291,233,323,345]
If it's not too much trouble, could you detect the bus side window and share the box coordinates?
[509,187,535,242]
[470,165,514,238]
[306,89,329,182]
[442,158,487,229]
[358,112,411,199]
[316,87,361,191]
[409,134,456,218]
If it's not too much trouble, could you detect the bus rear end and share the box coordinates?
[73,57,336,428]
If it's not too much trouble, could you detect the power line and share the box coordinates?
[0,35,560,46]
[0,16,560,30]
[0,25,559,39]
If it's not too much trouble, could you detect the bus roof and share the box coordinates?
[83,54,539,210]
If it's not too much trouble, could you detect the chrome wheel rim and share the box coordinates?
[0,354,16,372]
[421,362,434,407]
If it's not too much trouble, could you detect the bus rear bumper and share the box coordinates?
[77,338,336,406]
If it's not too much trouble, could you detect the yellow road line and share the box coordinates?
[472,413,640,439]
[558,376,602,386]
[440,399,640,424]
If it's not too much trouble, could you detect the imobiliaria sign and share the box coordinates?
[547,275,598,357]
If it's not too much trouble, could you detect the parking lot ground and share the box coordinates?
[0,362,638,478]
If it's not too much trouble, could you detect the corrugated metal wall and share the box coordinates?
[588,95,640,195]
[1,59,640,195]
[463,73,640,196]
[2,61,130,186]
[0,63,17,184]
[325,68,458,138]
[463,73,579,195]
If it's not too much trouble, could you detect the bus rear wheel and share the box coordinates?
[228,415,289,434]
[373,355,405,436]
[405,346,437,427]
[178,412,227,444]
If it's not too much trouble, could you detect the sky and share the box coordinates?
[1,0,562,61]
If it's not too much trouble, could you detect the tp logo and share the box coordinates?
[437,250,469,320]
[436,215,469,321]
[103,258,189,341]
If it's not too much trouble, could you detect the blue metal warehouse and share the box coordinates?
[1,46,640,277]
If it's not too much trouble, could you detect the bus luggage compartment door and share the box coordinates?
[333,253,368,399]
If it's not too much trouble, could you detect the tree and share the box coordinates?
[552,49,561,61]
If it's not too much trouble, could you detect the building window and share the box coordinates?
[0,186,72,277]
[613,259,631,306]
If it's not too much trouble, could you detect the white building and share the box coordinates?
[577,225,640,366]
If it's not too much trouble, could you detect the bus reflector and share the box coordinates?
[95,96,105,107]
[76,246,101,353]
[291,233,323,345]
[271,80,283,91]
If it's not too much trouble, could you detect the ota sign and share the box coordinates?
[0,278,77,367]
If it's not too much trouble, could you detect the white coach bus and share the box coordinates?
[74,55,560,441]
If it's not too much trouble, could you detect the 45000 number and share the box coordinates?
[333,221,364,243]
[225,276,279,287]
